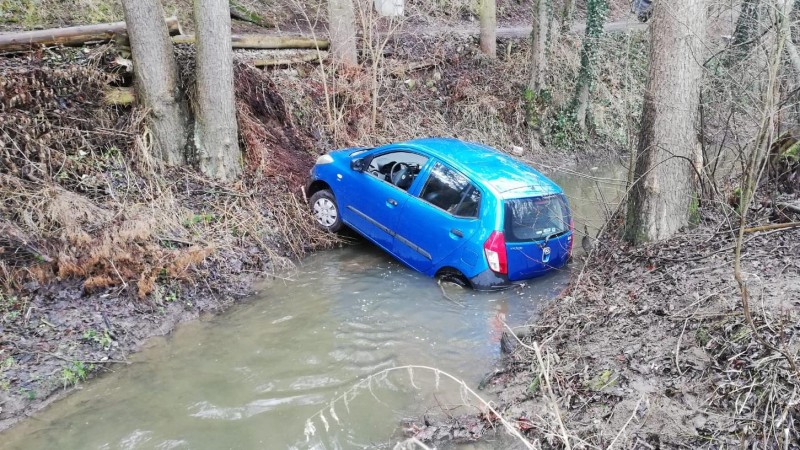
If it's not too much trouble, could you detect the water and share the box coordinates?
[0,164,626,450]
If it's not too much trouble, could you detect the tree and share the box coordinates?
[121,0,188,166]
[572,0,608,131]
[560,0,576,31]
[480,0,497,57]
[328,0,358,66]
[527,0,551,95]
[725,0,761,66]
[624,0,708,244]
[193,0,241,182]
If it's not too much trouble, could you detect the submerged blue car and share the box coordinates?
[306,138,573,290]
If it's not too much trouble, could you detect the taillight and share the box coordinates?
[484,231,508,274]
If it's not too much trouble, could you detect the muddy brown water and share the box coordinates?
[1,163,625,449]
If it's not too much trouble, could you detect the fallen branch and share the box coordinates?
[777,202,800,215]
[743,221,800,233]
[173,33,329,50]
[0,17,182,53]
[251,51,326,67]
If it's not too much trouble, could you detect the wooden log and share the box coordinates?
[173,33,329,50]
[0,17,182,53]
[252,51,327,67]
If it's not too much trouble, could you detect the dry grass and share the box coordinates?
[0,47,336,300]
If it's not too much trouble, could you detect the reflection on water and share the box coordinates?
[0,164,624,450]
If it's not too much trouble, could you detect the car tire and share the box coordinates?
[310,189,343,233]
[437,269,470,288]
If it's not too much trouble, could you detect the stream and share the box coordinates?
[1,162,626,450]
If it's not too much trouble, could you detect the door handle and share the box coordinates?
[387,198,398,206]
[450,228,464,238]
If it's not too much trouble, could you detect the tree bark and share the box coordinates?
[0,17,181,53]
[528,0,550,94]
[480,0,497,57]
[193,0,241,182]
[121,3,188,166]
[624,0,708,244]
[327,0,358,67]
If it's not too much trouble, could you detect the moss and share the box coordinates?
[0,0,122,29]
[588,369,615,390]
[696,327,711,347]
[782,142,800,163]
[688,192,700,226]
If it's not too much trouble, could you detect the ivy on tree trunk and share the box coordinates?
[571,0,608,131]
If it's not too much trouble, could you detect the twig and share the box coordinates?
[743,221,800,233]
[502,321,572,450]
[607,396,644,449]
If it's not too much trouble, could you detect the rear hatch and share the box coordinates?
[503,194,572,281]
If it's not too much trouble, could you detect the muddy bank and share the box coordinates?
[0,18,644,431]
[408,201,800,447]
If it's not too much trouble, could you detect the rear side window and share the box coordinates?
[419,162,481,218]
[504,194,570,242]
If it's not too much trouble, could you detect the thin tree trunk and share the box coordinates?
[480,0,497,57]
[121,1,188,166]
[560,0,576,31]
[193,0,241,181]
[624,0,707,244]
[572,0,607,131]
[725,0,761,66]
[528,0,549,93]
[328,0,358,67]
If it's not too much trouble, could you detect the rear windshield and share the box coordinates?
[504,194,571,242]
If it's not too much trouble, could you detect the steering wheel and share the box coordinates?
[389,162,411,188]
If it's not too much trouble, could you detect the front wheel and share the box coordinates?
[310,189,343,233]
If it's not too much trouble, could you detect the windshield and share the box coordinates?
[504,194,571,242]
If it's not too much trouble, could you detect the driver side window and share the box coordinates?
[367,151,429,191]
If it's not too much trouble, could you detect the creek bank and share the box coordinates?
[408,197,800,448]
[0,17,644,432]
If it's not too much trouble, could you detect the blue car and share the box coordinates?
[306,138,573,290]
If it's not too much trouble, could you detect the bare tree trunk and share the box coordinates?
[193,0,241,181]
[121,1,188,166]
[624,0,707,244]
[328,0,358,67]
[480,0,497,57]
[528,0,550,93]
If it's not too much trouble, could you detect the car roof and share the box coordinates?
[377,137,563,199]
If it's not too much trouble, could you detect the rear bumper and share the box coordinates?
[469,269,518,291]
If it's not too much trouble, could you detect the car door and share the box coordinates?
[392,161,484,273]
[343,150,430,251]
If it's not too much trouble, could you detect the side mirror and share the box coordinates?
[351,158,366,172]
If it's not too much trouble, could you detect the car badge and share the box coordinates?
[542,247,551,263]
